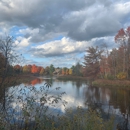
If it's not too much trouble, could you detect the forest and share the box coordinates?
[1,27,130,81]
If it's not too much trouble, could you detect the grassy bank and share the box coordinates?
[92,79,130,88]
[0,74,37,87]
[57,75,88,81]
[57,75,130,88]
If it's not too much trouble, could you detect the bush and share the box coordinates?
[107,74,115,80]
[55,107,115,130]
[117,72,127,80]
[0,82,67,130]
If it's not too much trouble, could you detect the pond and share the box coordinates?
[1,77,130,115]
[0,76,130,123]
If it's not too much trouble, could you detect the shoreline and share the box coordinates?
[57,75,130,88]
[57,75,88,81]
[1,74,130,88]
[0,74,37,87]
[92,79,130,88]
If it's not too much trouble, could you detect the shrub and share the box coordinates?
[107,74,115,80]
[56,107,115,130]
[117,72,127,80]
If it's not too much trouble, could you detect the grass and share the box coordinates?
[0,74,37,88]
[92,79,130,88]
[57,75,88,81]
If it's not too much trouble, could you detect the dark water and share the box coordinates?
[1,77,130,126]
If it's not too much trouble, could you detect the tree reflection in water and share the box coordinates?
[83,85,130,116]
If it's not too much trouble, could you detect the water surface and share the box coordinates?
[1,77,130,118]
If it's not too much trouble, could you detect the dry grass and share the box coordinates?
[92,79,130,88]
[57,75,88,80]
[0,74,37,87]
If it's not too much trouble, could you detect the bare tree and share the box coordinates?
[0,35,19,110]
[0,35,18,87]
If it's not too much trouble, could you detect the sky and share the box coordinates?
[0,0,130,68]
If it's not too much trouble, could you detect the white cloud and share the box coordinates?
[30,37,89,57]
[0,0,130,67]
[15,36,31,48]
[114,2,130,15]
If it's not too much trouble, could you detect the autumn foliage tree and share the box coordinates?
[23,65,30,73]
[13,64,46,75]
[31,64,38,74]
[115,26,130,78]
[62,68,65,75]
[40,67,44,75]
[28,65,32,73]
[69,68,72,75]
[65,69,69,75]
[14,65,21,74]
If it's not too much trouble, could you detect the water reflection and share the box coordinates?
[0,77,130,117]
[30,78,43,86]
[83,86,130,115]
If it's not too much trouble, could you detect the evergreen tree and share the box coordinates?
[83,46,103,77]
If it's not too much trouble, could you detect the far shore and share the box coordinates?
[0,74,37,87]
[57,75,88,81]
[1,74,130,88]
[57,75,130,88]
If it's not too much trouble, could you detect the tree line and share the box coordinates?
[83,26,130,80]
[0,26,130,80]
[0,53,81,76]
[13,64,79,76]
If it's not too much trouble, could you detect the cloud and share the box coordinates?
[91,36,117,49]
[0,0,130,42]
[61,4,123,41]
[25,36,117,67]
[15,36,31,48]
[19,28,39,36]
[28,37,89,57]
[0,0,130,67]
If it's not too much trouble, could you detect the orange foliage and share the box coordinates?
[30,78,43,85]
[13,64,45,75]
[31,64,38,74]
[115,26,130,42]
[115,28,125,42]
[117,72,127,80]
